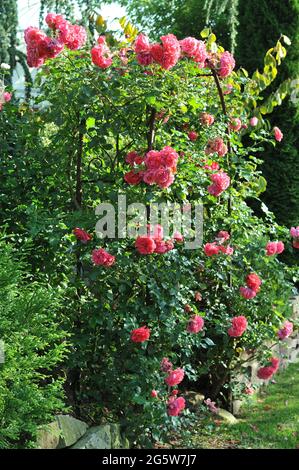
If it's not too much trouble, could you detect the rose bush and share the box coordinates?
[0,15,298,446]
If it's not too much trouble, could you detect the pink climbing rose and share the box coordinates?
[277,321,293,340]
[91,36,113,69]
[273,126,283,142]
[130,326,151,343]
[135,235,156,255]
[167,396,186,416]
[73,228,92,243]
[92,248,115,267]
[200,112,214,126]
[187,315,205,334]
[228,316,248,337]
[165,368,185,387]
[208,172,230,197]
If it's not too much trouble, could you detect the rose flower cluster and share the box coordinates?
[204,230,234,256]
[240,273,262,299]
[25,13,86,67]
[124,146,179,189]
[135,224,182,255]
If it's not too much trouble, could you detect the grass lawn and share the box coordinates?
[180,362,299,449]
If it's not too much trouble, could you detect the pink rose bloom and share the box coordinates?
[218,51,235,78]
[250,117,258,126]
[257,366,274,380]
[229,117,242,132]
[73,227,92,243]
[165,368,185,387]
[91,36,113,68]
[228,316,248,337]
[151,390,158,398]
[147,224,164,241]
[92,248,115,267]
[188,131,198,141]
[257,357,279,380]
[173,231,184,243]
[219,245,234,255]
[266,241,278,256]
[200,112,215,126]
[204,242,220,256]
[205,137,228,157]
[134,33,154,66]
[266,241,284,256]
[165,240,175,251]
[130,326,151,343]
[151,34,181,70]
[271,357,280,373]
[145,150,162,169]
[154,240,169,254]
[208,172,230,197]
[160,146,179,168]
[246,273,262,292]
[160,357,173,373]
[135,235,156,255]
[124,170,143,185]
[154,168,174,189]
[135,33,151,54]
[273,126,283,142]
[3,92,12,102]
[167,396,186,416]
[276,241,285,254]
[290,226,299,239]
[180,37,207,67]
[293,240,299,249]
[277,321,293,340]
[240,287,257,299]
[143,170,157,185]
[216,231,230,242]
[187,315,204,334]
[125,151,139,166]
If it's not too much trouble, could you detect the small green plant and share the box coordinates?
[0,237,69,448]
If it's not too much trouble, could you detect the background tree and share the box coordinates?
[236,0,299,233]
[0,0,18,85]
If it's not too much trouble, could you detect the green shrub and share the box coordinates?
[0,238,69,448]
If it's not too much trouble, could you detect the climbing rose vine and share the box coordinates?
[19,13,298,445]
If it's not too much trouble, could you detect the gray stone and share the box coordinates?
[56,414,88,448]
[36,421,61,449]
[71,423,129,449]
[216,408,238,424]
[71,425,112,449]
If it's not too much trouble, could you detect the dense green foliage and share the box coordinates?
[0,238,69,448]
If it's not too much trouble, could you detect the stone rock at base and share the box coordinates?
[71,424,130,449]
[71,425,112,449]
[216,408,238,424]
[56,414,88,448]
[36,421,61,449]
